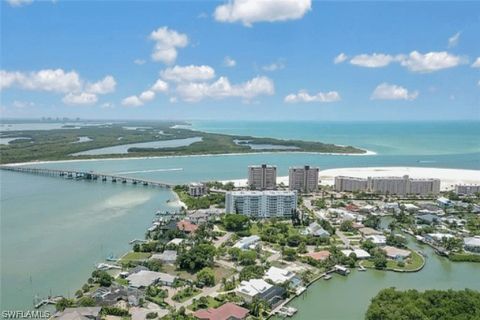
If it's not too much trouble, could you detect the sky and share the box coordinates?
[1,0,479,121]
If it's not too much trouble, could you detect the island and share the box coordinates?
[0,121,366,164]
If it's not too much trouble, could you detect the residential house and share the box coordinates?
[382,246,411,259]
[264,266,300,287]
[366,235,387,245]
[303,250,331,261]
[341,249,371,259]
[464,236,480,253]
[150,250,177,264]
[126,270,177,288]
[177,220,199,234]
[235,279,285,306]
[233,235,260,250]
[303,222,330,238]
[193,302,249,320]
[53,307,101,320]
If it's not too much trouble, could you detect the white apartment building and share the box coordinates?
[289,165,319,193]
[334,175,440,195]
[188,182,207,197]
[248,164,277,190]
[225,190,297,218]
[334,176,368,192]
[455,184,480,195]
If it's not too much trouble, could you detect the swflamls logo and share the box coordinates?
[1,310,51,319]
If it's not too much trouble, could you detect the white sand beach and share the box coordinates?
[222,167,480,191]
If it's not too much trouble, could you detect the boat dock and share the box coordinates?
[33,296,63,309]
[0,165,174,188]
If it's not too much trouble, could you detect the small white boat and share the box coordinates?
[324,274,332,280]
[358,266,366,272]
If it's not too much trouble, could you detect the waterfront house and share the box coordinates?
[233,235,260,250]
[464,236,480,253]
[235,279,285,306]
[126,270,177,288]
[91,286,142,307]
[127,265,149,276]
[382,246,411,259]
[366,235,387,245]
[264,266,300,287]
[341,249,371,259]
[150,250,177,264]
[193,302,249,320]
[54,307,101,320]
[303,250,331,261]
[425,233,455,243]
[177,220,199,234]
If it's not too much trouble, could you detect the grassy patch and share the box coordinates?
[120,252,151,262]
[187,297,222,311]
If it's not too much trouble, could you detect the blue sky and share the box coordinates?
[1,0,479,121]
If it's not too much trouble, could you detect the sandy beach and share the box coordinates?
[222,167,480,191]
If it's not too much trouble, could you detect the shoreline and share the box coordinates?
[1,149,377,167]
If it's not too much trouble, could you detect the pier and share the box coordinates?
[0,165,174,189]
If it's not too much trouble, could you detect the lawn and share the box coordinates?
[120,251,151,262]
[187,297,222,311]
[363,250,424,271]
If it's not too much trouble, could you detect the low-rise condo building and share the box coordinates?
[248,164,277,190]
[188,182,207,197]
[288,165,319,193]
[225,190,297,218]
[455,184,480,195]
[334,175,440,195]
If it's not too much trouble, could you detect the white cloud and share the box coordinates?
[160,65,215,82]
[101,102,115,109]
[134,59,146,65]
[214,0,312,27]
[139,90,155,102]
[85,75,116,94]
[6,0,33,7]
[175,76,274,102]
[0,69,82,93]
[347,51,464,73]
[371,83,418,101]
[334,53,348,64]
[121,95,144,107]
[448,32,461,48]
[284,90,341,103]
[149,27,188,64]
[350,53,398,68]
[151,79,169,92]
[223,56,236,67]
[12,100,35,109]
[62,92,98,105]
[400,51,464,73]
[472,57,480,68]
[262,60,285,72]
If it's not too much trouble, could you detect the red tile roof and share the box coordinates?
[304,250,331,261]
[194,302,249,320]
[177,220,199,233]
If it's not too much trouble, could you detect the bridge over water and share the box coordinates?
[0,165,174,188]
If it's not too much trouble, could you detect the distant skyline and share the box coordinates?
[1,0,479,121]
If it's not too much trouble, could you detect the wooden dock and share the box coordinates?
[0,165,174,188]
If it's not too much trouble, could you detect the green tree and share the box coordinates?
[222,214,249,231]
[196,267,215,286]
